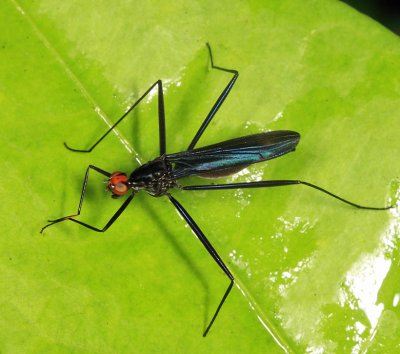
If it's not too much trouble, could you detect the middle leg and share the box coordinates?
[187,43,239,150]
[168,194,234,337]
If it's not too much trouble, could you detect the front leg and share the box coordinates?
[52,194,134,233]
[65,80,167,155]
[41,165,130,233]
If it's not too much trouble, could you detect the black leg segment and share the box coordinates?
[40,165,134,233]
[187,43,239,151]
[64,194,134,232]
[182,180,392,210]
[65,80,167,155]
[168,194,234,337]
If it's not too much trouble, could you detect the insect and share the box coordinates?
[41,43,392,337]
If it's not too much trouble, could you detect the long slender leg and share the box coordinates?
[168,194,234,337]
[65,80,167,155]
[43,194,134,233]
[187,43,239,151]
[40,165,133,233]
[182,180,392,210]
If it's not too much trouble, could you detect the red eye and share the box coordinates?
[107,172,129,196]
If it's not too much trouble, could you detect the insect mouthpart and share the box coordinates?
[107,171,129,198]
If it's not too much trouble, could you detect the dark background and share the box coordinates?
[342,0,400,34]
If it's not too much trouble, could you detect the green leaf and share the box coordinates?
[1,0,399,353]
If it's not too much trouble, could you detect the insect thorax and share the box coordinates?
[129,157,176,196]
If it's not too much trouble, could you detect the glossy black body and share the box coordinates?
[128,130,300,196]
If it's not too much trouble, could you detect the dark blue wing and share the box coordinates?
[166,130,300,179]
